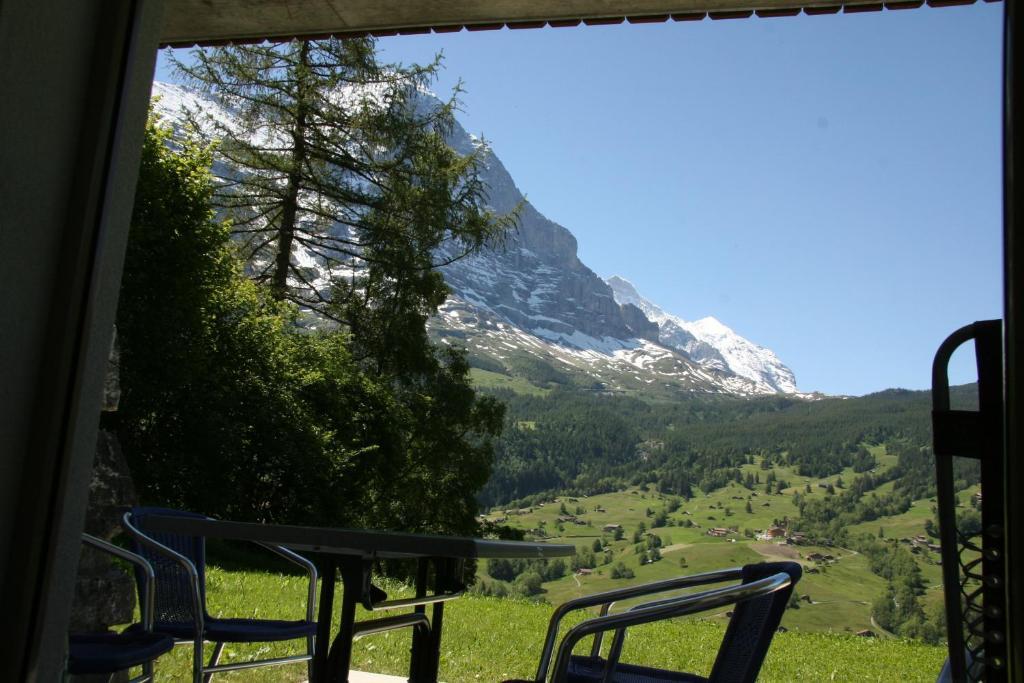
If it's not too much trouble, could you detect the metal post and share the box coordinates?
[1001,0,1024,678]
[409,558,430,681]
[425,559,458,682]
[312,558,337,683]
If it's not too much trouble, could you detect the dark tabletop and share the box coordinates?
[144,515,576,560]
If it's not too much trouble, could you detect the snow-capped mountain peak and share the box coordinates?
[605,276,800,394]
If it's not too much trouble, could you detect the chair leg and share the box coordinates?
[192,637,205,683]
[306,635,315,682]
[202,642,224,683]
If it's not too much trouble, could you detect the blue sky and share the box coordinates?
[155,4,1004,396]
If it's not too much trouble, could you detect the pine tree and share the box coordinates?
[173,39,512,311]
[170,39,516,537]
[118,115,382,525]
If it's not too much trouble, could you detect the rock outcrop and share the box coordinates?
[70,330,137,637]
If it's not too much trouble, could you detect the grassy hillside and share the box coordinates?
[470,378,982,646]
[477,447,972,638]
[481,491,883,635]
[140,566,946,682]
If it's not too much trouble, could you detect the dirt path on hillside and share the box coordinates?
[749,542,801,560]
[660,543,693,554]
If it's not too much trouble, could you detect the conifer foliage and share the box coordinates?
[119,37,513,537]
[119,118,379,525]
[173,39,511,314]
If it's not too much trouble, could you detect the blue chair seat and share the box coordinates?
[567,655,710,683]
[145,617,317,643]
[68,631,176,675]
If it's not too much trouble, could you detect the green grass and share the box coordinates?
[138,566,946,682]
[468,368,551,396]
[132,450,952,680]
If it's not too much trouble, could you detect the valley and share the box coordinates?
[471,386,980,642]
[476,464,971,638]
[148,78,974,647]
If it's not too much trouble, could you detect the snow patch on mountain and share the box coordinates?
[605,276,800,394]
[435,297,767,396]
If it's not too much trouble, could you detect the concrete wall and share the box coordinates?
[0,1,160,679]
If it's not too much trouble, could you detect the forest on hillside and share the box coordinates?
[479,384,979,509]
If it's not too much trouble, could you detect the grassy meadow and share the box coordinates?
[121,450,963,681]
[136,567,946,682]
[477,451,966,636]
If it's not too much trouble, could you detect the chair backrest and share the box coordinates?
[707,561,801,683]
[932,320,1006,682]
[125,506,209,626]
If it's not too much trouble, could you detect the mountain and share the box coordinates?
[150,81,800,397]
[605,276,799,394]
[430,103,802,396]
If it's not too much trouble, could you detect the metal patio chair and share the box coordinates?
[931,320,1008,682]
[67,534,175,682]
[514,561,801,683]
[122,507,318,683]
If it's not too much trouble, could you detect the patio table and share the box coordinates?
[143,515,574,682]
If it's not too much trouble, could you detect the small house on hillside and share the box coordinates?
[707,528,731,538]
[602,523,622,532]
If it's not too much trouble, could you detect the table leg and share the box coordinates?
[408,558,430,681]
[312,558,337,683]
[426,599,445,682]
[424,559,458,682]
[327,558,363,683]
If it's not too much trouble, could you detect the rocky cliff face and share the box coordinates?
[441,126,657,345]
[434,115,797,395]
